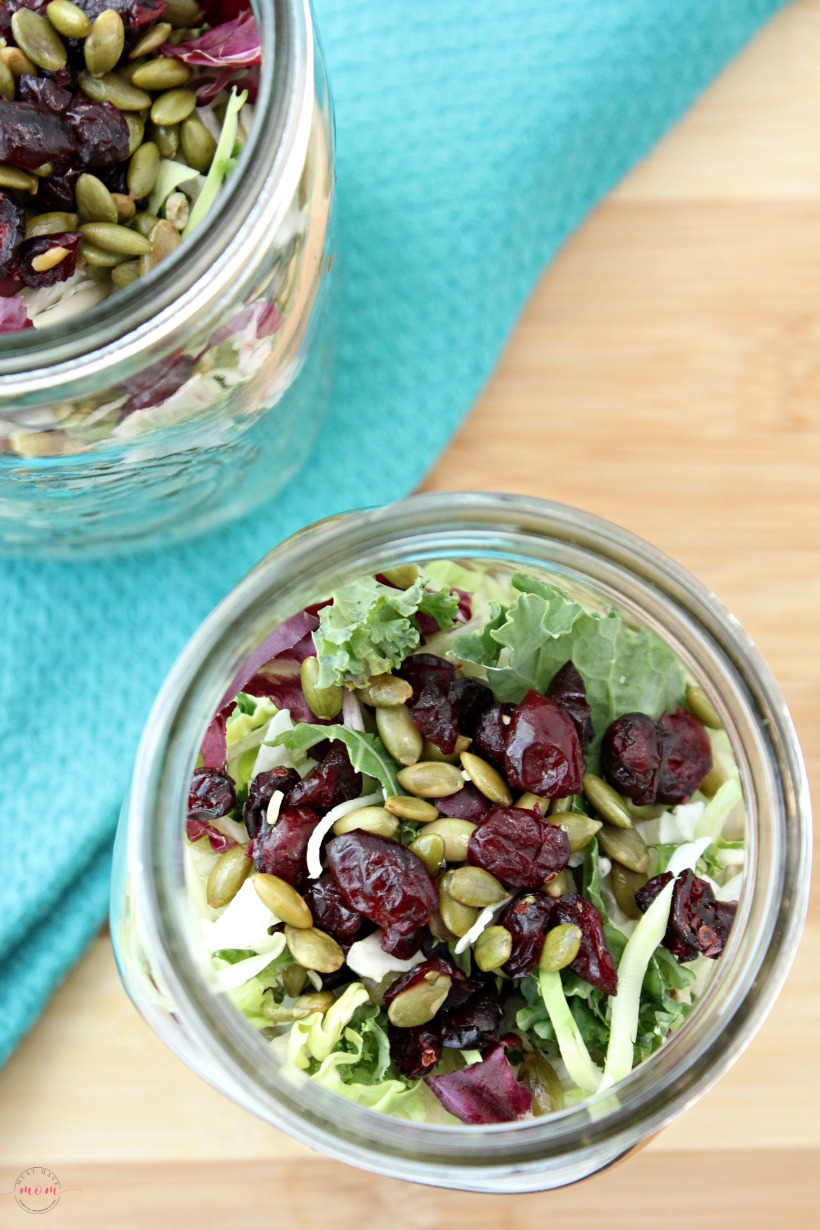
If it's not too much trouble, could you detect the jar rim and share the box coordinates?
[0,0,312,396]
[123,493,811,1190]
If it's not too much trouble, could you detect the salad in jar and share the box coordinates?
[184,561,744,1125]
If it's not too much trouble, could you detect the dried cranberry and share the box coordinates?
[81,0,168,30]
[474,703,514,766]
[547,661,594,749]
[287,745,362,812]
[381,926,424,959]
[12,231,80,289]
[434,783,492,824]
[388,1021,444,1079]
[242,766,300,839]
[326,832,438,939]
[505,690,585,797]
[499,892,555,978]
[552,893,618,995]
[187,767,236,820]
[467,806,570,891]
[440,985,502,1051]
[601,712,661,806]
[449,677,495,737]
[303,874,365,943]
[121,352,196,413]
[38,165,79,211]
[252,806,318,888]
[17,76,71,112]
[396,653,459,754]
[656,708,712,804]
[0,194,25,278]
[637,869,737,962]
[0,100,74,169]
[64,98,130,167]
[383,956,458,1012]
[395,652,455,698]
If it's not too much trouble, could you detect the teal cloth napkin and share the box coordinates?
[0,0,784,1066]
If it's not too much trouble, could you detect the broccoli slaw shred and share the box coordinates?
[185,562,744,1125]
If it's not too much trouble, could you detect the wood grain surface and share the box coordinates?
[2,2,818,1225]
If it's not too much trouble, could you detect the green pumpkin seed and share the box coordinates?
[597,823,650,874]
[31,162,53,178]
[447,865,507,908]
[299,656,343,720]
[356,673,413,707]
[284,925,344,973]
[0,164,37,192]
[685,684,722,730]
[460,751,512,805]
[421,818,476,862]
[396,761,464,798]
[550,795,575,815]
[519,1052,563,1115]
[150,86,196,126]
[80,222,151,256]
[553,813,602,853]
[516,792,549,813]
[332,805,398,839]
[164,0,203,27]
[611,860,649,920]
[438,872,478,938]
[80,240,121,267]
[84,10,125,76]
[292,991,335,1016]
[582,773,633,829]
[128,140,160,198]
[539,923,583,973]
[376,704,423,766]
[0,60,15,101]
[385,794,438,823]
[282,963,308,998]
[0,47,37,77]
[46,0,91,39]
[542,869,574,899]
[428,909,457,944]
[78,70,151,110]
[124,113,145,157]
[140,218,180,273]
[111,193,136,222]
[76,173,118,224]
[421,734,472,764]
[251,873,312,928]
[116,58,145,82]
[133,211,160,237]
[26,210,79,238]
[474,925,513,972]
[408,832,445,875]
[131,56,191,90]
[30,245,71,273]
[11,9,67,72]
[387,969,452,1028]
[206,844,252,909]
[180,113,217,172]
[129,21,173,59]
[379,564,419,589]
[149,121,179,159]
[110,260,140,288]
[625,799,666,821]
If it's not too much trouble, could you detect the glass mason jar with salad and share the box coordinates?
[111,494,810,1192]
[0,0,334,554]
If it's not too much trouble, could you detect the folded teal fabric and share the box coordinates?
[0,0,785,1065]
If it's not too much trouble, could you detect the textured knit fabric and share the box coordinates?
[0,0,785,1065]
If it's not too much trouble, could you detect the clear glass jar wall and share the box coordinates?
[0,0,335,556]
[110,494,810,1193]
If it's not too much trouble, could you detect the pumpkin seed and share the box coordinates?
[78,70,152,109]
[292,991,335,1017]
[610,860,649,920]
[111,193,136,222]
[387,969,452,1028]
[685,684,722,730]
[460,751,512,805]
[332,805,398,839]
[110,260,140,288]
[76,173,118,224]
[539,923,583,972]
[542,869,574,899]
[516,792,549,813]
[356,673,413,707]
[408,832,445,875]
[282,963,308,998]
[376,705,423,766]
[80,222,151,256]
[11,9,67,72]
[180,114,217,172]
[421,818,476,862]
[0,60,15,101]
[625,799,666,821]
[150,86,196,125]
[46,0,91,39]
[206,844,251,909]
[251,874,312,928]
[164,0,203,27]
[550,796,575,815]
[129,21,173,59]
[396,761,464,798]
[0,164,37,192]
[474,925,513,972]
[385,794,439,823]
[149,121,179,159]
[139,218,180,273]
[124,113,145,157]
[421,734,472,764]
[133,211,160,237]
[597,823,650,874]
[519,1052,563,1115]
[428,909,457,944]
[380,564,419,589]
[84,10,125,76]
[553,813,602,853]
[126,140,160,198]
[582,773,633,829]
[284,925,344,973]
[0,47,36,77]
[80,240,121,267]
[26,210,79,238]
[131,56,191,90]
[116,58,145,82]
[31,162,53,178]
[300,656,343,720]
[438,872,479,937]
[447,865,506,908]
[30,245,70,273]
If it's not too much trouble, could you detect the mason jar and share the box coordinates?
[110,492,811,1192]
[0,0,334,556]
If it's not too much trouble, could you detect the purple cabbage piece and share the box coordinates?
[425,1044,532,1124]
[218,607,321,709]
[0,294,31,333]
[160,10,261,68]
[199,711,227,769]
[185,818,237,851]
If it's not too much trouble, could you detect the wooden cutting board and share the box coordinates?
[2,2,818,1225]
